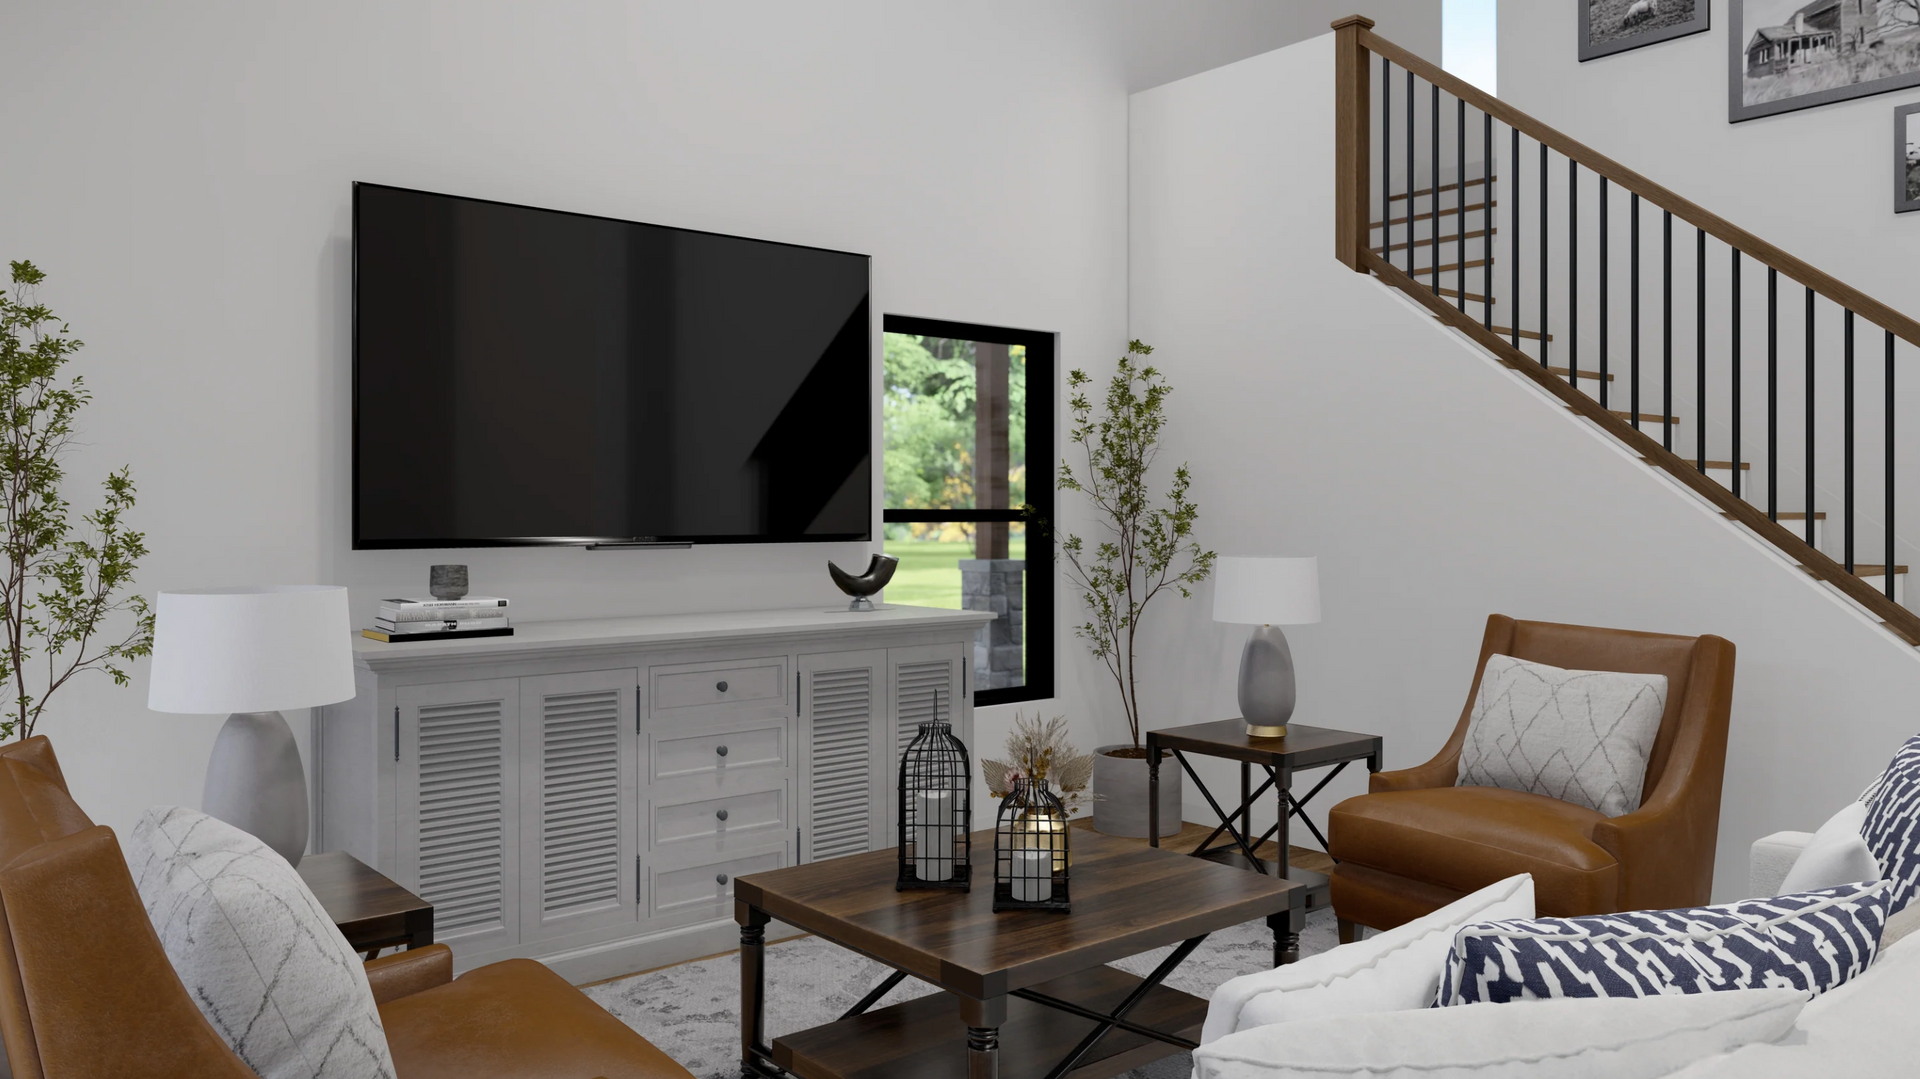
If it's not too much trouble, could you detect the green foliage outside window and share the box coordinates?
[883,333,1026,533]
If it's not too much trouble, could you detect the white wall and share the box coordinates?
[0,1,1443,841]
[1129,31,1920,903]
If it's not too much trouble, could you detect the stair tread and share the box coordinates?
[1498,359,1610,380]
[1598,409,1684,424]
[1454,320,1550,342]
[1801,564,1908,575]
[1881,622,1920,646]
[1721,511,1827,520]
[1387,175,1497,203]
[1400,258,1493,274]
[1436,286,1496,305]
[1376,228,1497,255]
[1370,200,1497,229]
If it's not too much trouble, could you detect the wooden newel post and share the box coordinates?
[1332,15,1375,272]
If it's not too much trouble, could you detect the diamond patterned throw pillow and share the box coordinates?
[1455,654,1667,817]
[1862,733,1920,916]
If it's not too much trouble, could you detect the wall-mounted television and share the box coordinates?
[352,182,872,549]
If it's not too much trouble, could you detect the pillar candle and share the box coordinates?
[1011,847,1052,902]
[913,788,954,880]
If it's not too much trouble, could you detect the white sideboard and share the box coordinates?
[313,604,993,982]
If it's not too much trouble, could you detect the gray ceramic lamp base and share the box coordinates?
[1238,625,1297,738]
[202,710,310,867]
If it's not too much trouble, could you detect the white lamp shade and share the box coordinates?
[148,586,356,714]
[1212,557,1321,626]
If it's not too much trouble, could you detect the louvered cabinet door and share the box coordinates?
[395,679,522,955]
[886,642,970,847]
[518,669,639,942]
[797,650,886,863]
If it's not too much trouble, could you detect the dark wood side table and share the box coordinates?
[1148,721,1382,925]
[734,826,1302,1079]
[297,851,434,960]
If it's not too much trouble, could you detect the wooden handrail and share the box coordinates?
[1335,17,1920,350]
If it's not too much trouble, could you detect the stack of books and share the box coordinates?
[362,596,514,643]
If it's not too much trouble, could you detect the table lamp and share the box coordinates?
[1212,557,1321,738]
[148,585,355,867]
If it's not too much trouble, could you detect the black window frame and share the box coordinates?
[881,314,1055,707]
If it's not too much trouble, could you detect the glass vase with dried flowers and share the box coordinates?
[981,711,1095,870]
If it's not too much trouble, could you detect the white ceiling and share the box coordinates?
[1101,0,1443,92]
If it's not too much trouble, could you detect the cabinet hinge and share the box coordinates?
[636,854,643,895]
[393,706,399,761]
[636,687,642,735]
[796,671,802,716]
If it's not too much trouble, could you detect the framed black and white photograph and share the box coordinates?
[1898,102,1920,211]
[1732,1,1920,122]
[1582,0,1710,61]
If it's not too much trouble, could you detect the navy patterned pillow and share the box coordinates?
[1862,733,1920,915]
[1437,882,1890,1006]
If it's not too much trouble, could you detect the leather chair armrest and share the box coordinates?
[1369,758,1456,793]
[365,944,454,1005]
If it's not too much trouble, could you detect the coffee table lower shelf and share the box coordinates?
[770,967,1207,1079]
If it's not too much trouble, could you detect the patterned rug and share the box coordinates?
[584,907,1339,1078]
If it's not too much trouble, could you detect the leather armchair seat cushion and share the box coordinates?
[379,958,695,1079]
[1329,787,1620,916]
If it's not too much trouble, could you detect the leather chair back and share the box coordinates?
[0,737,256,1078]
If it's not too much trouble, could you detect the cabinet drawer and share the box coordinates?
[648,846,787,924]
[651,721,786,784]
[650,657,787,716]
[652,785,787,848]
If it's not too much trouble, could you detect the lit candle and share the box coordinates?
[913,788,954,880]
[1011,847,1052,902]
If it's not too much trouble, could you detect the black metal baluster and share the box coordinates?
[1600,177,1609,409]
[1732,250,1742,499]
[1483,110,1493,331]
[1631,193,1641,427]
[1568,158,1578,385]
[1539,141,1548,367]
[1888,330,1897,600]
[1431,83,1440,293]
[1406,69,1415,278]
[1511,126,1521,351]
[1382,57,1391,266]
[1457,96,1466,312]
[1663,211,1673,451]
[1769,268,1778,522]
[1807,288,1817,548]
[1845,309,1855,574]
[1697,228,1706,473]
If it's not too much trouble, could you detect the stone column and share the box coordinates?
[958,558,1024,689]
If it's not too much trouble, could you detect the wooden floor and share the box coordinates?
[1068,818,1336,877]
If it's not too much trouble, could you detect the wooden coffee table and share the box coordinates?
[734,827,1303,1079]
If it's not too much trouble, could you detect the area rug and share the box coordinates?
[584,908,1339,1078]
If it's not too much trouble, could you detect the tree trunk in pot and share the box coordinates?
[1091,744,1183,837]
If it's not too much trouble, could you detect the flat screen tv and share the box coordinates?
[353,182,871,549]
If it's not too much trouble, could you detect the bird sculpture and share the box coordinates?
[828,554,899,612]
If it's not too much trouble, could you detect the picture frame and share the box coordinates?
[1582,0,1710,62]
[1731,1,1920,123]
[1897,102,1920,213]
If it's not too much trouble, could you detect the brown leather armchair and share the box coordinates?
[0,736,694,1079]
[1327,615,1735,940]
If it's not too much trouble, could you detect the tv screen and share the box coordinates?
[352,182,872,548]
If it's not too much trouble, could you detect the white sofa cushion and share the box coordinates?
[1862,732,1920,915]
[1199,873,1534,1043]
[1778,799,1880,894]
[1749,830,1812,898]
[1438,881,1889,1005]
[1659,913,1920,1078]
[125,806,397,1079]
[1455,654,1667,817]
[1190,988,1807,1079]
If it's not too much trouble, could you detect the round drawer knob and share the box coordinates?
[716,873,729,885]
[716,680,729,692]
[716,808,730,822]
[715,744,729,757]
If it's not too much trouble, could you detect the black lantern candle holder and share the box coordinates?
[896,718,971,891]
[992,777,1071,913]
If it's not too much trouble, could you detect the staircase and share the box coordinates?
[1331,15,1920,644]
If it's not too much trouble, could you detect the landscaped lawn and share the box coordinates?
[883,538,1027,609]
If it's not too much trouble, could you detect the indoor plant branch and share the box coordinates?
[1059,340,1214,751]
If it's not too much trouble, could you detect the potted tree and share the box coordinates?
[1060,341,1213,836]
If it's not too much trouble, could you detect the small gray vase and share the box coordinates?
[429,564,469,600]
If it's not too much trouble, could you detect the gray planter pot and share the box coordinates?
[1091,743,1183,838]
